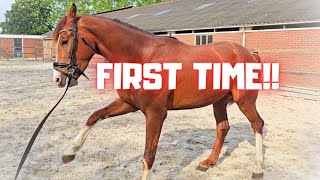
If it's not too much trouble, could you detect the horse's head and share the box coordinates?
[53,3,98,88]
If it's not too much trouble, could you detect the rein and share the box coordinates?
[14,17,97,179]
[14,77,71,180]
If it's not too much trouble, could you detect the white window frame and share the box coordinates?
[195,34,213,45]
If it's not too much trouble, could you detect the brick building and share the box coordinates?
[42,31,55,60]
[47,0,320,89]
[0,34,44,59]
[98,0,320,89]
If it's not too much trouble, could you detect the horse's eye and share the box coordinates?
[61,39,68,46]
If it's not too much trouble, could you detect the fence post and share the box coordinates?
[35,47,37,61]
[6,47,9,60]
[42,47,44,61]
[51,47,54,61]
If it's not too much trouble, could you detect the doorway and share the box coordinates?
[14,38,22,58]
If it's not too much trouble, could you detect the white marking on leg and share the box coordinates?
[63,125,92,156]
[253,133,263,174]
[141,159,152,180]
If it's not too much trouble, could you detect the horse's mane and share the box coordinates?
[52,16,67,43]
[111,19,178,41]
[52,15,177,42]
[112,19,155,36]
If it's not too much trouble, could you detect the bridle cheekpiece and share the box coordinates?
[53,17,100,80]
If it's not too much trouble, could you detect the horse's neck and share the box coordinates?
[83,17,155,63]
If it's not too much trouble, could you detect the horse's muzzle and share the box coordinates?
[53,70,78,88]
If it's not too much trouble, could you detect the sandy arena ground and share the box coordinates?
[0,59,320,180]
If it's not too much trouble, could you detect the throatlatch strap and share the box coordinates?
[14,77,72,180]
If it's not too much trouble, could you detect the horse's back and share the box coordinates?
[207,41,258,63]
[168,41,260,109]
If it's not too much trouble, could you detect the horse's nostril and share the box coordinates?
[56,78,60,83]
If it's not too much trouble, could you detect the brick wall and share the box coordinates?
[170,30,320,89]
[43,39,55,60]
[0,38,13,58]
[213,32,243,44]
[172,32,243,45]
[245,29,320,89]
[172,34,195,45]
[23,39,43,58]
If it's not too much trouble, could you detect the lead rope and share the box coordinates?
[14,76,72,180]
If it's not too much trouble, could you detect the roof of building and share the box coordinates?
[43,0,320,39]
[97,0,320,32]
[0,34,44,39]
[42,31,53,39]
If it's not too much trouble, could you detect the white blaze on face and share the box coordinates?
[53,35,64,87]
[52,34,78,88]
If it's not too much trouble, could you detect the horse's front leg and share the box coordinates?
[142,108,167,180]
[62,98,138,164]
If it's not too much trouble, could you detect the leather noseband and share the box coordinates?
[53,17,100,80]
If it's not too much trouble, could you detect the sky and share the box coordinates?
[0,0,15,22]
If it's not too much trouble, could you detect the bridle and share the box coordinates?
[53,17,100,80]
[14,17,101,180]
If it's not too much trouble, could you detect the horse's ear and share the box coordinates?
[67,3,77,19]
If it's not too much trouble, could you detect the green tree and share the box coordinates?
[135,0,166,6]
[50,0,166,24]
[1,0,166,34]
[0,0,53,35]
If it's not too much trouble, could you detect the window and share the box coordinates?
[215,27,240,32]
[208,35,213,43]
[14,38,22,57]
[195,35,213,45]
[285,22,320,29]
[196,36,201,45]
[175,30,193,34]
[194,29,215,33]
[252,25,283,30]
[14,38,22,47]
[153,32,168,35]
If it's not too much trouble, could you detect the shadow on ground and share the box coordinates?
[94,122,268,179]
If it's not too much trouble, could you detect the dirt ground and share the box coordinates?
[0,59,320,180]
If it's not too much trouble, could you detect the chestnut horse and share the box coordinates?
[53,4,264,179]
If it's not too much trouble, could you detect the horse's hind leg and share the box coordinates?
[236,91,264,178]
[62,98,138,164]
[197,95,231,171]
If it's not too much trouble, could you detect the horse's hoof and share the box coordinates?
[252,172,264,179]
[196,165,209,172]
[62,155,75,164]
